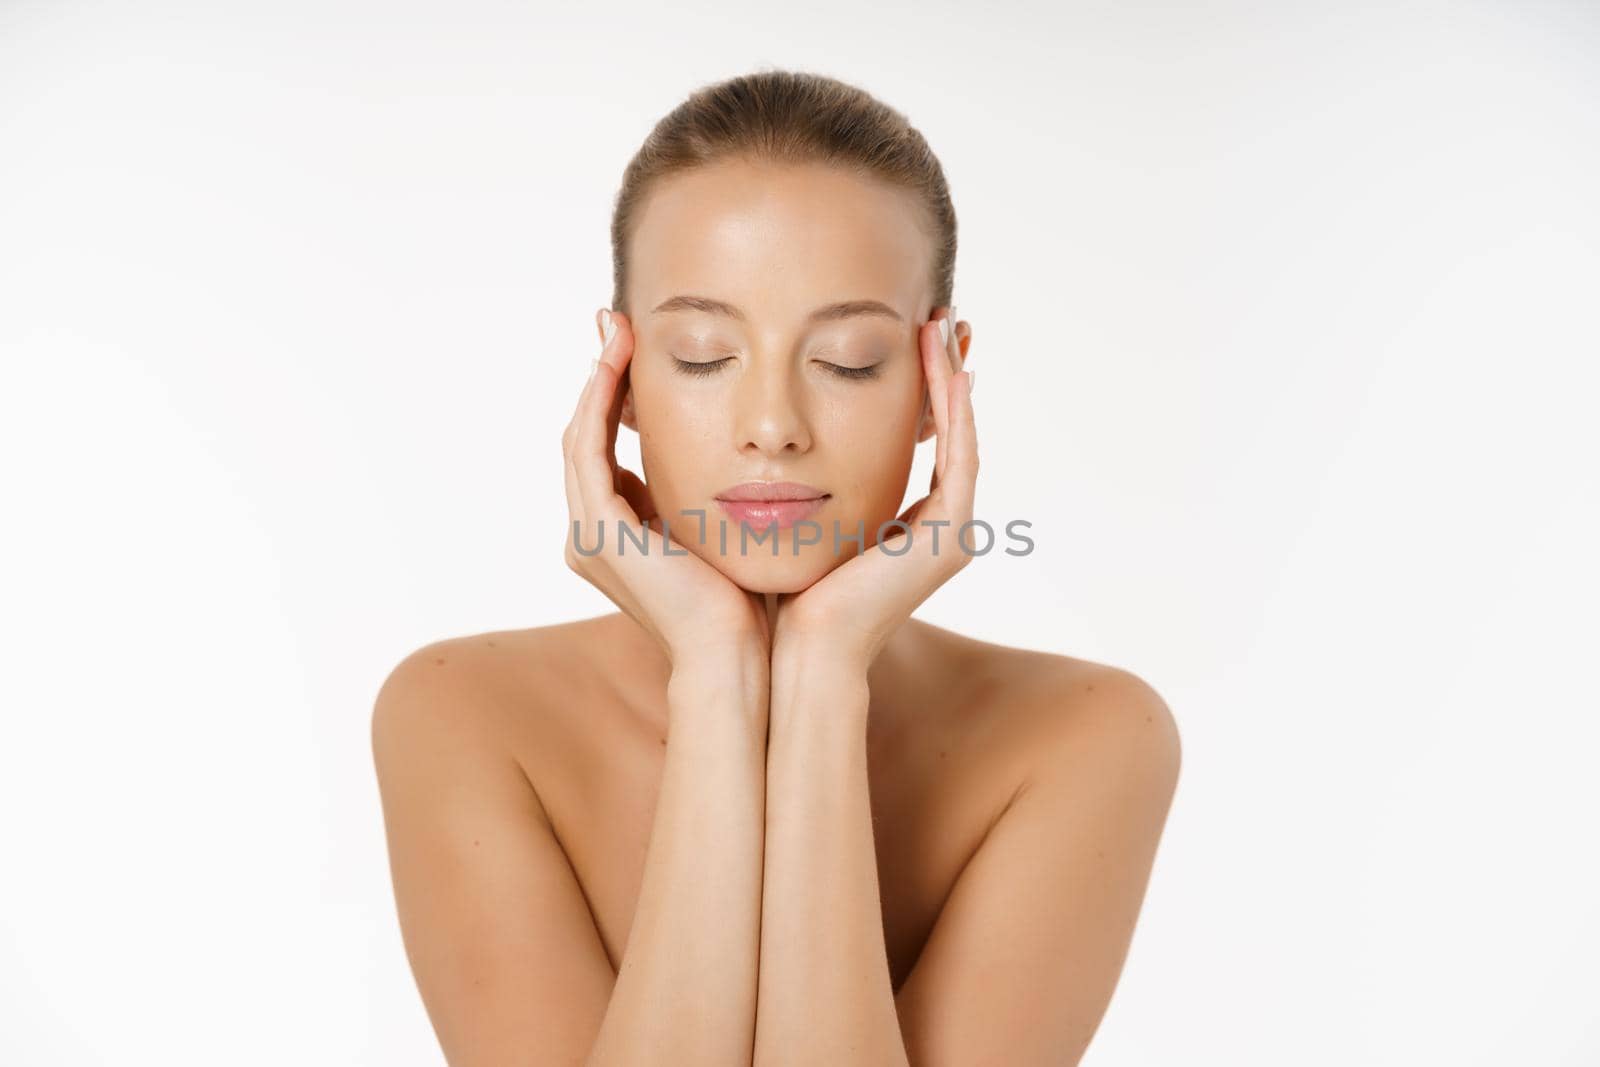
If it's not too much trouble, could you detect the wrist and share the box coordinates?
[667,624,768,673]
[770,638,871,725]
[668,642,771,715]
[772,630,872,686]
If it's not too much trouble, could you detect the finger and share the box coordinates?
[941,369,978,520]
[939,308,965,485]
[563,436,587,558]
[563,422,584,519]
[895,368,975,576]
[575,332,628,520]
[922,319,942,496]
[564,316,617,538]
[562,320,608,458]
[566,307,631,446]
[924,317,949,477]
[601,312,636,464]
[925,311,956,488]
[942,306,963,376]
[929,306,966,494]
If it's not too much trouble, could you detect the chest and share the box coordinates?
[528,696,1017,990]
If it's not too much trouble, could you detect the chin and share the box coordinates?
[697,540,841,595]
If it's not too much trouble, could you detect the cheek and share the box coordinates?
[827,392,919,446]
[647,389,725,442]
[823,387,922,494]
[633,380,722,483]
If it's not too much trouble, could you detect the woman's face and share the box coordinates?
[617,157,942,594]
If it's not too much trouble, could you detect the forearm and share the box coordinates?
[753,645,910,1066]
[587,650,770,1067]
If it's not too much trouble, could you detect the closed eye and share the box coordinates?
[670,357,883,381]
[671,356,732,377]
[824,362,882,381]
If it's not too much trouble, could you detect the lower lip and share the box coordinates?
[714,496,829,528]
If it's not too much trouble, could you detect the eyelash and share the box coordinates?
[672,357,882,381]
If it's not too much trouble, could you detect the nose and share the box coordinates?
[734,358,812,457]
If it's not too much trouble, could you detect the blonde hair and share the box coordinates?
[609,68,957,318]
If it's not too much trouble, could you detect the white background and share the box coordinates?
[3,1,1597,1063]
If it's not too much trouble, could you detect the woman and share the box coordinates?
[373,69,1181,1066]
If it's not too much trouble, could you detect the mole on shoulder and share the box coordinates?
[487,640,498,648]
[434,657,447,666]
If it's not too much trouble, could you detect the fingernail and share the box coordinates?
[949,305,958,332]
[967,370,976,396]
[588,358,599,382]
[937,317,949,345]
[601,310,617,347]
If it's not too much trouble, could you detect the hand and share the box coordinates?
[771,306,978,673]
[563,308,773,669]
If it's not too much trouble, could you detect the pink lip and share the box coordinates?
[714,482,830,529]
[715,481,829,501]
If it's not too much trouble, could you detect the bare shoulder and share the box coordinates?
[911,621,1183,788]
[369,615,621,765]
[891,626,1183,1065]
[368,618,623,1061]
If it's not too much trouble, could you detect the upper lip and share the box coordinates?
[715,481,830,502]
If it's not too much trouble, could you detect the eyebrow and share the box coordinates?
[651,294,904,324]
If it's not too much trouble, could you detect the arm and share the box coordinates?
[371,644,614,1064]
[587,651,771,1065]
[751,658,1182,1066]
[892,669,1182,1065]
[751,307,973,1064]
[753,646,906,1066]
[371,642,771,1066]
[565,305,775,1062]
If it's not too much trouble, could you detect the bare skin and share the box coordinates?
[394,613,1076,976]
[375,613,1178,1065]
[372,157,1182,1065]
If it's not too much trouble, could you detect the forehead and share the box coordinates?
[627,158,934,323]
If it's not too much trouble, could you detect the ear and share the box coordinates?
[916,317,970,443]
